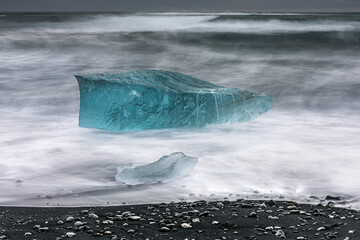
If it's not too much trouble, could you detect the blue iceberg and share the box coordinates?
[75,70,272,131]
[116,152,198,185]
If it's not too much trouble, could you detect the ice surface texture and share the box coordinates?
[75,70,273,131]
[115,152,198,185]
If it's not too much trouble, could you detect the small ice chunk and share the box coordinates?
[115,152,198,185]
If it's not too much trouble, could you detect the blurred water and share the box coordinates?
[0,13,360,208]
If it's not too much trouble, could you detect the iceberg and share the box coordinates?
[115,152,198,185]
[75,70,273,131]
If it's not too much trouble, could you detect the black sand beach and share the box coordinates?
[1,199,359,240]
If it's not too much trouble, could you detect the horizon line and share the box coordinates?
[1,10,360,14]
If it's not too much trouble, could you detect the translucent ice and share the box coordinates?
[115,152,198,185]
[75,70,273,131]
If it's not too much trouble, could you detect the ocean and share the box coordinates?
[0,12,359,207]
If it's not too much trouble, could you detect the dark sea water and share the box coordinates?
[0,13,359,207]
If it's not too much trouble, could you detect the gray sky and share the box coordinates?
[1,0,359,12]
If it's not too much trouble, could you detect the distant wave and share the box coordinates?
[144,12,306,16]
[1,13,359,34]
[1,29,359,53]
[209,13,360,22]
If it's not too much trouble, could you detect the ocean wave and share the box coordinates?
[209,13,360,22]
[1,13,359,34]
[1,30,359,54]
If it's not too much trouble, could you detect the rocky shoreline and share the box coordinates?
[0,199,359,240]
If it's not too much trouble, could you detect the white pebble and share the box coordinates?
[88,213,99,219]
[275,230,285,237]
[181,223,192,229]
[128,216,141,221]
[74,221,83,226]
[65,232,76,238]
[102,220,113,224]
[192,218,200,223]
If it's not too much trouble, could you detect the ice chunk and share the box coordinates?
[115,152,198,185]
[75,70,273,131]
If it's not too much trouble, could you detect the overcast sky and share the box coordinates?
[1,0,359,12]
